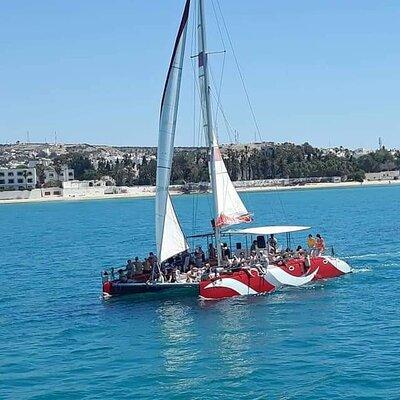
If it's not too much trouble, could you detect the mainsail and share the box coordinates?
[156,0,190,263]
[196,0,252,232]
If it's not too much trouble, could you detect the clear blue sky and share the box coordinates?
[1,0,399,149]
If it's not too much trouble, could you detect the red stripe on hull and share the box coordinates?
[200,269,275,300]
[285,257,346,280]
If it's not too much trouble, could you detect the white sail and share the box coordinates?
[156,0,190,263]
[159,194,188,263]
[196,0,251,231]
[211,135,252,228]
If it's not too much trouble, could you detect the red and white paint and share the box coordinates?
[199,256,351,300]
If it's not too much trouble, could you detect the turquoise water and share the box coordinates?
[1,186,399,399]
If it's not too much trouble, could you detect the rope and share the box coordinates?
[215,0,263,142]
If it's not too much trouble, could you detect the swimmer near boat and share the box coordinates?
[101,0,352,300]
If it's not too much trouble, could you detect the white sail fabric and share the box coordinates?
[211,134,252,228]
[159,194,188,263]
[156,0,190,263]
[196,0,251,231]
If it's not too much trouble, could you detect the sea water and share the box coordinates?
[1,185,399,399]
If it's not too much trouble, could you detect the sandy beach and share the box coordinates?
[0,179,399,205]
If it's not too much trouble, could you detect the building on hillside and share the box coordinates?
[352,148,371,159]
[0,167,37,191]
[28,158,52,168]
[62,179,110,189]
[365,170,399,181]
[44,165,74,184]
[41,187,63,197]
[99,175,116,186]
[223,142,275,151]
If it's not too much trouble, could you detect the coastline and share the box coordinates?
[0,179,399,205]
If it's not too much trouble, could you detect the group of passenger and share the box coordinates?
[306,233,326,256]
[104,233,327,284]
[109,252,159,282]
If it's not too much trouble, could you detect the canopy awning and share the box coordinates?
[224,225,311,236]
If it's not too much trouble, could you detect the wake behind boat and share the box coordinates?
[101,0,351,300]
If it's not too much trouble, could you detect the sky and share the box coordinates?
[0,0,399,149]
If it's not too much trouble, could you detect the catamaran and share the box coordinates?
[101,0,351,300]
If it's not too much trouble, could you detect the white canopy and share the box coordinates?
[224,225,311,236]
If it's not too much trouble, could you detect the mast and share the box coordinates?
[197,0,222,266]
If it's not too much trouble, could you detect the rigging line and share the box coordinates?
[209,84,234,143]
[190,2,200,236]
[190,54,209,148]
[211,0,227,50]
[215,0,263,142]
[192,61,197,235]
[209,52,227,140]
[210,0,227,135]
[190,58,204,146]
[274,183,289,222]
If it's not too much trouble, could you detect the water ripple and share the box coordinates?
[1,186,400,399]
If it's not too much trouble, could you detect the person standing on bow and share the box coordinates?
[315,234,326,256]
[307,234,316,256]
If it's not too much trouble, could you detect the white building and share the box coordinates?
[28,158,52,168]
[62,180,105,189]
[0,167,37,190]
[365,170,399,181]
[62,179,111,198]
[353,148,371,159]
[44,165,74,184]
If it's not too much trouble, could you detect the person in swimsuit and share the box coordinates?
[315,234,326,256]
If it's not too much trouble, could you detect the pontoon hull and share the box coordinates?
[284,256,351,280]
[102,281,199,298]
[199,256,351,300]
[199,269,276,300]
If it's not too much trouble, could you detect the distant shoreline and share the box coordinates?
[0,179,399,205]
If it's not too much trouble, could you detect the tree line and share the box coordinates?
[54,143,400,186]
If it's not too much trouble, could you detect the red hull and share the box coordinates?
[284,256,350,280]
[200,256,351,300]
[200,268,275,300]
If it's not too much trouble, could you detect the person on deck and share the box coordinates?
[126,259,134,278]
[182,250,191,272]
[133,257,142,274]
[118,268,127,283]
[195,247,204,268]
[148,252,157,267]
[294,246,306,258]
[208,243,217,261]
[222,243,231,260]
[142,258,152,273]
[315,234,326,256]
[307,234,316,255]
[186,265,198,283]
[250,240,258,252]
[267,234,278,253]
